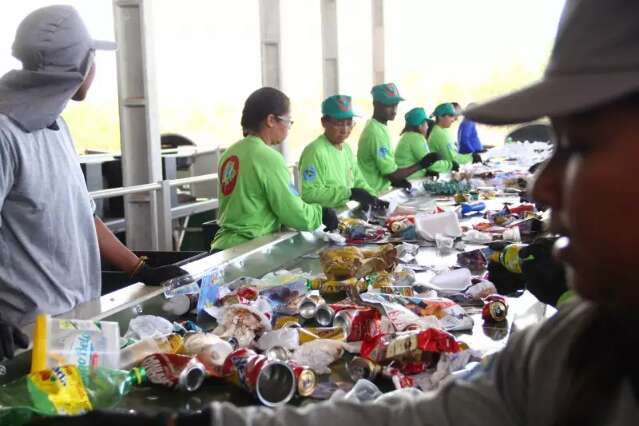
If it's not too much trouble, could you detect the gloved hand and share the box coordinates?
[419,152,441,169]
[372,198,390,210]
[0,313,29,361]
[132,263,189,286]
[425,169,439,178]
[321,207,339,231]
[471,152,483,164]
[487,261,526,295]
[451,161,460,172]
[391,178,412,190]
[350,187,377,210]
[519,237,568,306]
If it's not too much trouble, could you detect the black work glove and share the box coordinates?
[0,313,29,361]
[471,152,483,164]
[321,207,339,231]
[425,169,439,178]
[373,198,390,210]
[350,187,377,210]
[419,152,441,169]
[451,161,460,172]
[391,178,412,190]
[520,237,568,306]
[133,263,189,286]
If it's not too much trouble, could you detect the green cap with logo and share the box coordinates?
[404,107,429,126]
[371,83,405,105]
[431,103,457,117]
[322,95,357,120]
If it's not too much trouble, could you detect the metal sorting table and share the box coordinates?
[0,184,552,413]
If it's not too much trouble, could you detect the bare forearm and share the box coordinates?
[94,217,140,275]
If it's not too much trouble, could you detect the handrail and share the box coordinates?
[168,173,218,188]
[90,182,161,199]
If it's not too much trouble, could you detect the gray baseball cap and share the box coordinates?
[465,0,639,125]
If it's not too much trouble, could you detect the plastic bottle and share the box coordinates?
[487,243,531,273]
[31,315,120,374]
[119,334,184,369]
[0,365,145,425]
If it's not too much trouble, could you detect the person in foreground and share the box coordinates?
[34,0,639,424]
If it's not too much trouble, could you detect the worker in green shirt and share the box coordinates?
[212,87,338,251]
[427,102,482,167]
[299,95,388,210]
[357,83,440,194]
[395,107,457,179]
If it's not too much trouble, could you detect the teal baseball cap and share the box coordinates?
[405,107,429,126]
[431,103,457,117]
[321,95,358,120]
[371,83,404,105]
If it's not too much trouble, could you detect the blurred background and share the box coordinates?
[0,0,565,161]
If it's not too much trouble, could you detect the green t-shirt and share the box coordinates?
[212,136,322,251]
[427,125,473,165]
[357,118,398,195]
[395,131,454,179]
[299,134,374,208]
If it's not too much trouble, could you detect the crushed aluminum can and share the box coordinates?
[482,294,508,322]
[141,353,206,392]
[223,348,296,407]
[347,356,382,381]
[333,308,382,342]
[288,360,317,397]
[265,345,289,362]
[314,303,335,327]
[299,295,326,320]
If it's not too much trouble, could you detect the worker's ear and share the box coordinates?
[265,114,277,129]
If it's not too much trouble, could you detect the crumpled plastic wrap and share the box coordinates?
[320,245,397,280]
[125,315,174,340]
[291,339,344,374]
[255,327,299,352]
[212,301,272,347]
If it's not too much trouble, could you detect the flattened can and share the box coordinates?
[347,356,382,381]
[287,360,317,397]
[314,303,335,326]
[141,353,206,392]
[299,295,326,320]
[223,348,296,407]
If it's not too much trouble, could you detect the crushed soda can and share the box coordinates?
[333,308,382,342]
[315,303,335,326]
[298,326,347,344]
[223,348,296,407]
[141,353,206,392]
[298,295,326,320]
[287,360,317,397]
[274,315,301,329]
[347,356,382,381]
[482,294,509,322]
[265,345,289,361]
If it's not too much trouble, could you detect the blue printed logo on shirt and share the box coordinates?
[378,146,390,157]
[303,165,317,182]
[289,182,300,196]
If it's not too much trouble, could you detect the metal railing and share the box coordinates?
[89,173,218,250]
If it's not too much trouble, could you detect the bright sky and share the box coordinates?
[0,0,566,156]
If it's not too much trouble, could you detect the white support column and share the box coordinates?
[321,0,339,97]
[371,0,385,84]
[112,0,163,250]
[259,0,289,162]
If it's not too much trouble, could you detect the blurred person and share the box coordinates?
[428,102,482,167]
[0,6,185,361]
[298,95,387,211]
[395,107,453,179]
[32,0,639,424]
[458,102,485,154]
[357,83,439,193]
[211,87,337,251]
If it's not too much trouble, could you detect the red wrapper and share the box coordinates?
[334,308,383,342]
[360,328,460,363]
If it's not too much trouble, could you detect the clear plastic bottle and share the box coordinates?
[119,334,183,369]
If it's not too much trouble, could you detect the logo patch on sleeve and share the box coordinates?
[220,155,240,195]
[303,165,317,182]
[378,146,390,157]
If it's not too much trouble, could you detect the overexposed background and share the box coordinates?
[0,0,565,160]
